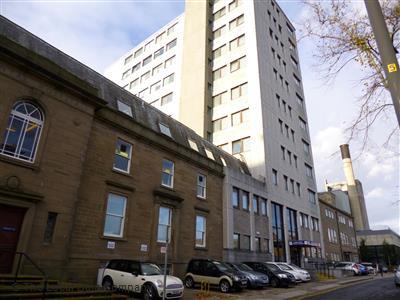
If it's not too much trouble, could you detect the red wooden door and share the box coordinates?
[0,204,26,273]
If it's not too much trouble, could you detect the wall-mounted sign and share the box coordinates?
[388,63,397,73]
[1,226,16,232]
[107,241,115,249]
[140,244,148,252]
[160,246,166,254]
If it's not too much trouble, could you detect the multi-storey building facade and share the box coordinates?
[318,192,359,263]
[106,0,323,265]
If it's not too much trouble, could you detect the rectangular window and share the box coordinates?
[104,193,127,237]
[197,174,207,198]
[303,140,310,154]
[213,66,226,80]
[142,55,152,66]
[242,191,249,211]
[242,235,250,250]
[296,182,301,196]
[134,47,143,58]
[152,63,163,75]
[255,237,261,252]
[232,187,239,208]
[161,93,173,106]
[144,40,154,52]
[154,47,164,59]
[212,91,227,107]
[205,148,215,160]
[252,195,259,214]
[300,213,309,228]
[299,117,307,131]
[229,34,245,50]
[213,25,225,39]
[290,179,295,194]
[167,23,177,35]
[231,82,247,100]
[261,199,267,216]
[155,32,165,44]
[124,54,133,65]
[214,7,226,20]
[43,212,58,244]
[122,69,130,80]
[161,159,174,188]
[129,78,139,89]
[305,164,313,178]
[212,116,228,132]
[308,189,316,204]
[188,139,198,152]
[311,217,319,231]
[195,215,206,247]
[213,45,226,59]
[229,0,241,11]
[166,39,177,51]
[272,169,278,185]
[163,73,175,85]
[283,175,288,191]
[117,100,133,117]
[233,233,240,249]
[230,56,246,73]
[231,108,249,126]
[113,139,132,173]
[164,55,176,68]
[232,137,250,154]
[229,14,244,30]
[157,206,172,242]
[141,71,151,82]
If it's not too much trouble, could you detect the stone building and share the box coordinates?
[0,16,249,283]
[318,192,359,263]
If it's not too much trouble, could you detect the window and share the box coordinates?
[231,82,247,99]
[164,55,176,68]
[213,66,226,80]
[197,174,207,198]
[155,32,165,44]
[212,116,228,132]
[279,119,283,133]
[161,93,173,106]
[299,118,307,131]
[232,137,250,154]
[300,213,309,228]
[305,164,313,178]
[349,220,354,228]
[43,212,58,244]
[188,139,198,151]
[271,202,285,261]
[232,187,239,208]
[161,159,174,187]
[272,169,278,185]
[134,47,143,58]
[290,179,295,194]
[291,130,295,142]
[132,63,141,73]
[218,143,229,152]
[233,233,240,249]
[213,26,225,39]
[113,139,132,173]
[229,14,244,30]
[144,40,154,52]
[154,47,164,59]
[242,191,249,211]
[229,0,241,11]
[150,81,162,93]
[287,208,298,241]
[152,64,163,75]
[287,22,295,35]
[252,195,259,214]
[281,146,285,160]
[116,101,132,117]
[213,7,226,20]
[167,23,177,35]
[311,217,319,231]
[283,175,288,191]
[255,237,261,252]
[287,150,292,164]
[303,140,310,154]
[166,39,177,51]
[141,71,151,82]
[230,56,246,72]
[261,199,267,215]
[124,54,133,65]
[296,182,301,196]
[308,189,316,204]
[296,93,304,108]
[142,55,152,66]
[157,206,172,242]
[242,235,250,250]
[195,215,206,247]
[229,34,245,50]
[213,45,226,59]
[231,108,249,126]
[129,78,139,89]
[1,102,44,163]
[212,91,227,107]
[138,88,149,99]
[104,193,127,237]
[163,73,175,85]
[205,148,215,160]
[122,69,130,80]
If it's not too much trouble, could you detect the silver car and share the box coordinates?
[395,266,400,287]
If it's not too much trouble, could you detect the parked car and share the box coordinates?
[334,262,359,275]
[242,262,296,288]
[360,262,376,275]
[225,262,269,288]
[394,266,400,287]
[184,259,247,293]
[97,259,184,300]
[277,263,311,282]
[357,264,369,276]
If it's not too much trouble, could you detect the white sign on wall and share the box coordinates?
[140,244,148,252]
[107,241,116,249]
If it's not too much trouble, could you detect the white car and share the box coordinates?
[266,262,310,282]
[97,259,184,299]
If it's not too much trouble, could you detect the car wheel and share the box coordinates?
[219,279,231,293]
[246,279,252,289]
[270,278,279,288]
[102,277,113,290]
[184,276,195,289]
[143,284,157,300]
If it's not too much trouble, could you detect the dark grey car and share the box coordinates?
[225,262,269,288]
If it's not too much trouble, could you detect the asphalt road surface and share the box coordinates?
[308,277,400,300]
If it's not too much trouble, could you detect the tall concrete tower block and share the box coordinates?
[340,144,370,230]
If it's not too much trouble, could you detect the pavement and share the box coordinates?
[181,273,395,300]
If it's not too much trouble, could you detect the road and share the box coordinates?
[308,277,400,300]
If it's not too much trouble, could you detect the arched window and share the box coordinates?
[0,101,44,162]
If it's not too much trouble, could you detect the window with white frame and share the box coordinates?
[231,82,247,100]
[188,139,198,151]
[166,39,177,51]
[163,73,175,86]
[157,206,172,242]
[305,164,313,178]
[122,69,130,80]
[213,66,227,80]
[252,195,259,214]
[229,34,245,50]
[308,189,316,204]
[152,63,163,75]
[134,47,143,58]
[161,159,174,187]
[113,139,132,173]
[132,63,141,73]
[195,215,206,247]
[164,56,176,68]
[232,137,250,154]
[103,193,127,237]
[213,7,226,20]
[230,56,246,72]
[0,101,44,163]
[205,148,215,160]
[124,54,133,65]
[229,14,244,30]
[212,116,229,132]
[213,45,226,59]
[141,71,151,82]
[117,101,133,117]
[161,93,173,106]
[212,91,228,107]
[213,25,225,39]
[142,55,152,66]
[129,78,139,89]
[159,123,172,137]
[261,198,267,215]
[197,174,206,198]
[150,81,162,93]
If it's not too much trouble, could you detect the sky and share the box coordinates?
[1,0,399,234]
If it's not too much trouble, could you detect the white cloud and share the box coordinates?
[365,187,385,199]
[360,150,399,178]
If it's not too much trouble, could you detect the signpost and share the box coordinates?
[162,227,170,300]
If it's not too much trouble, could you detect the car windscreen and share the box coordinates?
[289,263,301,270]
[234,263,253,272]
[335,263,351,268]
[266,264,280,272]
[141,263,162,275]
[213,261,234,272]
[277,263,292,271]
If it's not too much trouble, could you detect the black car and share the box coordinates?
[225,262,269,288]
[242,262,296,288]
[184,259,247,293]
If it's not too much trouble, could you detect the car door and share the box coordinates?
[123,261,142,293]
[203,262,220,285]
